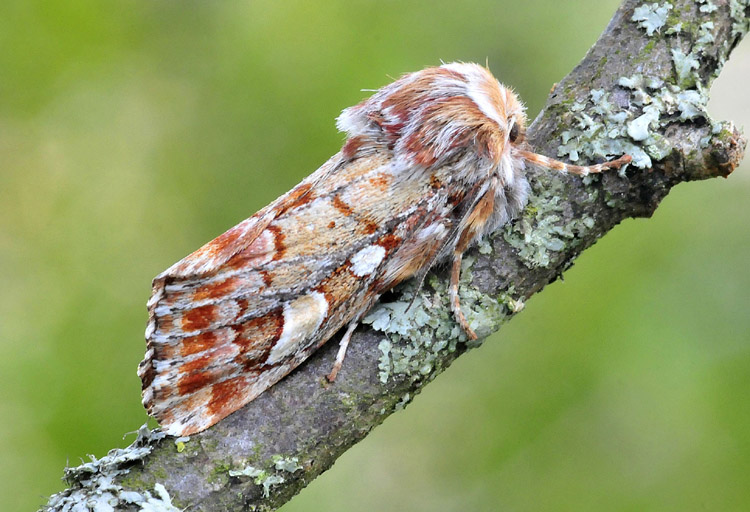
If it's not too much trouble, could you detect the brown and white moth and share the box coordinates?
[138,62,631,436]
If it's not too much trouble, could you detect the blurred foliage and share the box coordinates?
[1,1,748,511]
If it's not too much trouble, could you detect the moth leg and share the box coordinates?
[450,252,478,340]
[326,319,359,382]
[517,149,631,176]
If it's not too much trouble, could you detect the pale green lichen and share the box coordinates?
[699,120,726,148]
[675,89,705,121]
[697,21,715,44]
[363,255,516,384]
[663,0,737,86]
[505,181,602,269]
[511,103,614,268]
[557,59,715,173]
[477,237,493,255]
[43,425,181,512]
[627,106,661,141]
[698,0,718,13]
[730,0,750,38]
[228,465,265,478]
[395,392,413,411]
[628,0,729,99]
[516,0,723,269]
[377,338,394,383]
[227,455,301,498]
[364,287,462,385]
[499,286,526,313]
[620,74,713,152]
[557,86,651,169]
[632,2,673,35]
[514,3,724,270]
[623,0,733,160]
[272,455,303,473]
[229,465,285,498]
[671,48,700,87]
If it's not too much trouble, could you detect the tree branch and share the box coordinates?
[43,1,748,510]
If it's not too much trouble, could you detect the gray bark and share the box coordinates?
[43,1,748,510]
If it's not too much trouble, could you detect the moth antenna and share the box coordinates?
[517,149,632,176]
[403,280,425,314]
[403,234,452,314]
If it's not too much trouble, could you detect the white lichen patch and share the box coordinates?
[229,458,299,498]
[698,0,718,13]
[141,483,182,512]
[631,2,672,35]
[229,465,284,497]
[83,483,181,512]
[43,425,178,512]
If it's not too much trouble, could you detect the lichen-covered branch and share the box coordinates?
[43,1,748,510]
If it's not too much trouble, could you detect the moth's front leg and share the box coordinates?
[449,250,478,340]
[449,178,498,341]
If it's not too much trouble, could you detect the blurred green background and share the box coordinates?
[2,1,748,511]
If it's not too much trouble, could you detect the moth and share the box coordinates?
[139,62,631,436]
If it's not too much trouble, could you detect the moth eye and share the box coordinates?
[508,122,520,143]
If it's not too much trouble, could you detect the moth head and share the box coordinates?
[337,62,527,167]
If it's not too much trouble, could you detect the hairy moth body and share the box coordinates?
[138,62,630,435]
